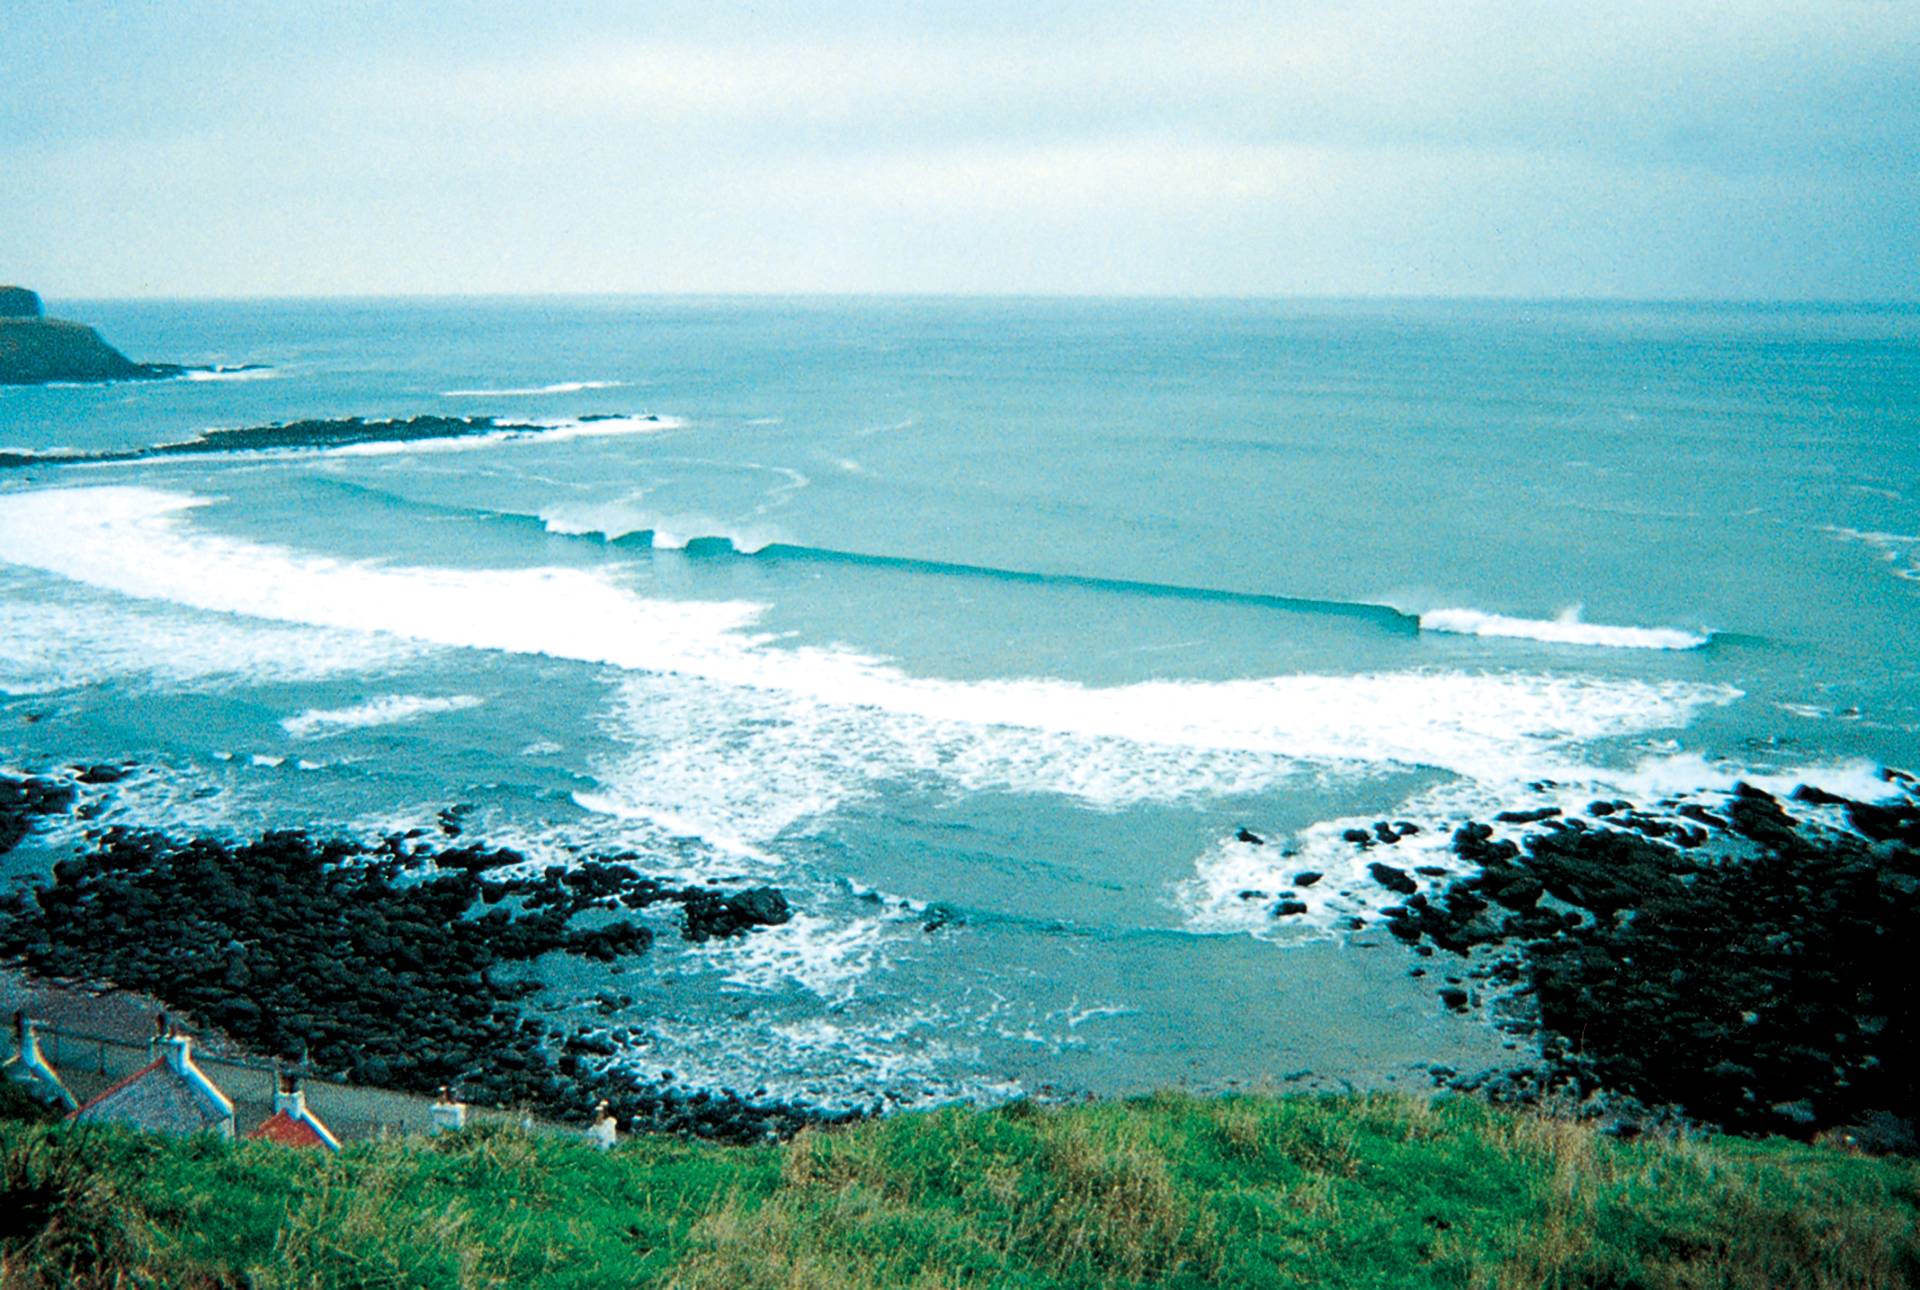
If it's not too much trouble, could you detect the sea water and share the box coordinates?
[2,297,1915,1107]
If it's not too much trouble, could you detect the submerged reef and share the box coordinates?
[0,412,662,469]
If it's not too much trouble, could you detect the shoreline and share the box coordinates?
[4,760,1915,1150]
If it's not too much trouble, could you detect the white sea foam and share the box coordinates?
[281,694,483,739]
[0,485,1740,847]
[441,380,629,397]
[683,911,894,1003]
[1419,605,1709,650]
[539,462,804,552]
[1171,750,1912,941]
[323,414,681,458]
[182,367,276,383]
[610,1003,1015,1112]
[0,572,427,694]
[541,504,783,554]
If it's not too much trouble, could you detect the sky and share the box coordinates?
[3,1,1916,299]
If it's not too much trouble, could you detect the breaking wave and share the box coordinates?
[442,380,629,397]
[0,485,1741,847]
[1418,606,1710,650]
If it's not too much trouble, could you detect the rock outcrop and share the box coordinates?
[0,286,180,385]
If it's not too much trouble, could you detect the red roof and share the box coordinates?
[248,1110,333,1149]
[69,1058,165,1118]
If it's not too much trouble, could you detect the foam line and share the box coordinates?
[281,694,483,739]
[442,380,628,396]
[1419,607,1709,650]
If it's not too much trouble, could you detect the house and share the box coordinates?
[246,1072,341,1151]
[70,1026,235,1138]
[3,1012,77,1111]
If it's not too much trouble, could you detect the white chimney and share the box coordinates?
[271,1074,342,1151]
[586,1100,618,1151]
[429,1087,467,1134]
[158,1032,236,1137]
[6,1012,76,1111]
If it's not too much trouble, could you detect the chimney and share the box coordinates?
[273,1069,307,1118]
[265,1070,341,1151]
[429,1086,467,1134]
[153,1030,235,1137]
[160,1032,196,1075]
[585,1099,618,1151]
[6,1011,76,1111]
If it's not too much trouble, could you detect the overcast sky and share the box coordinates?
[4,1,1916,298]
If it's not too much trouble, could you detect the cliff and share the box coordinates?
[0,286,180,385]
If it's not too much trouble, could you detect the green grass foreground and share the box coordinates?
[4,1091,1917,1289]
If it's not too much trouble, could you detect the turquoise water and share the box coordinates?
[2,297,1916,1105]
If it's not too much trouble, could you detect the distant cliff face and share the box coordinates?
[0,286,45,318]
[0,285,177,385]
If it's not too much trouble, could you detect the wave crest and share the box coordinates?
[1419,606,1708,650]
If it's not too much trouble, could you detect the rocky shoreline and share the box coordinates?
[1268,771,1918,1151]
[0,771,832,1142]
[0,413,660,470]
[7,761,1917,1150]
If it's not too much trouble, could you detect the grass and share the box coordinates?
[3,1092,1916,1288]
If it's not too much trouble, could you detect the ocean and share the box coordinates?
[2,296,1916,1111]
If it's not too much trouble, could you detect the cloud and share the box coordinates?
[3,0,1915,296]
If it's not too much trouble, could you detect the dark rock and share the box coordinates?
[1235,827,1264,845]
[1292,871,1323,887]
[1342,828,1375,848]
[1495,807,1562,825]
[1438,988,1470,1011]
[681,886,792,942]
[1368,862,1417,895]
[1677,804,1728,830]
[1386,778,1920,1142]
[1,773,77,855]
[1270,899,1309,917]
[0,820,840,1141]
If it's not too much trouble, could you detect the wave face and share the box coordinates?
[0,486,1739,843]
[1418,606,1709,650]
[532,503,1419,628]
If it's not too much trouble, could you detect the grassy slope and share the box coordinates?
[3,1091,1917,1289]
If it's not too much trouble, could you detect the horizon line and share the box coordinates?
[33,288,1920,309]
